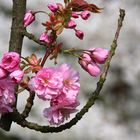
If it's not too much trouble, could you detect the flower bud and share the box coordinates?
[80,11,90,20]
[86,63,101,77]
[71,12,79,18]
[78,53,91,69]
[39,32,50,43]
[91,48,109,64]
[68,20,77,28]
[48,3,59,12]
[78,53,101,77]
[24,10,35,27]
[75,30,84,40]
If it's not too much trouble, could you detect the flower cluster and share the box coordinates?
[21,0,108,126]
[23,1,101,42]
[28,63,80,125]
[0,52,24,113]
[79,48,109,76]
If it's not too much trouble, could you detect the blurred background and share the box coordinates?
[0,0,140,140]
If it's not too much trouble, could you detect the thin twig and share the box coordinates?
[21,29,48,47]
[21,91,35,118]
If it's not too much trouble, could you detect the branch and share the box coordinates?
[11,9,125,133]
[21,29,48,47]
[21,91,35,118]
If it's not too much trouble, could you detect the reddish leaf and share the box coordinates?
[86,4,102,13]
[68,0,88,11]
[53,22,63,31]
[68,0,101,13]
[56,26,64,35]
[24,67,32,74]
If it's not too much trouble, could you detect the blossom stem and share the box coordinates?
[34,11,49,15]
[41,47,52,67]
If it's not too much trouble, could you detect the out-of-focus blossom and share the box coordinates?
[68,20,77,28]
[10,70,24,84]
[39,32,50,43]
[80,11,90,20]
[0,52,20,72]
[43,92,79,125]
[0,78,15,113]
[48,2,59,12]
[79,48,109,77]
[24,10,35,27]
[28,67,63,100]
[75,30,84,40]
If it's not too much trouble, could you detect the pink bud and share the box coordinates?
[78,53,101,77]
[78,53,91,69]
[39,32,50,43]
[0,67,8,79]
[80,11,90,20]
[91,48,109,64]
[68,20,77,28]
[87,63,101,77]
[71,12,79,18]
[75,30,84,40]
[48,3,59,12]
[24,10,35,27]
[10,70,24,84]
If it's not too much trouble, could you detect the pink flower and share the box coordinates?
[28,68,63,100]
[39,32,50,43]
[79,48,109,77]
[10,70,24,84]
[24,10,35,27]
[80,11,90,20]
[48,3,59,12]
[68,20,77,28]
[91,48,109,64]
[75,30,84,40]
[57,64,80,95]
[71,12,79,18]
[0,52,20,72]
[0,67,8,79]
[0,78,15,113]
[43,92,79,125]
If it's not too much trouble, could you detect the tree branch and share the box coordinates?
[21,29,48,47]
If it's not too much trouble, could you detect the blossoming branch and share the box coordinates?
[0,0,125,133]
